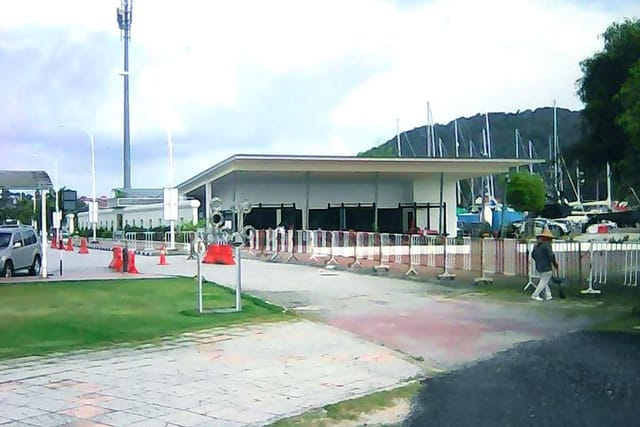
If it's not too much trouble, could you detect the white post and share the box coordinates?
[576,163,582,205]
[55,162,62,275]
[168,129,176,250]
[606,162,612,210]
[528,140,534,173]
[40,189,47,278]
[90,133,98,242]
[455,120,461,206]
[32,191,37,228]
[54,161,60,241]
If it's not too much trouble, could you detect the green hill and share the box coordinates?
[358,107,583,161]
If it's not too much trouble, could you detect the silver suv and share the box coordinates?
[0,224,42,277]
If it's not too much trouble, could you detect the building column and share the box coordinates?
[66,214,75,234]
[374,172,379,231]
[303,172,310,230]
[204,182,212,226]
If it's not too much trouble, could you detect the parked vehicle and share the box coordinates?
[0,224,42,277]
[511,218,569,239]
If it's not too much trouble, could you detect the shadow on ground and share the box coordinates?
[404,331,640,427]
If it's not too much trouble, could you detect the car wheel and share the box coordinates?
[30,255,41,276]
[2,260,14,278]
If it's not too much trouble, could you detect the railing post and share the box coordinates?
[474,237,493,284]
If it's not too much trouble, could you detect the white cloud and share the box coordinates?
[1,0,639,196]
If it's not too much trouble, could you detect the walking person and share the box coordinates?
[530,228,558,301]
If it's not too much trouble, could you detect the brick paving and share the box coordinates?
[0,321,419,426]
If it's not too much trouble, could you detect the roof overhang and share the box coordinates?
[178,154,545,193]
[0,170,53,191]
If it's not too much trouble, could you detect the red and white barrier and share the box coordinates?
[624,243,639,286]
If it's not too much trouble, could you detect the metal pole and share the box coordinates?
[32,191,37,228]
[90,133,98,242]
[396,118,401,157]
[40,189,48,278]
[118,0,133,190]
[54,161,62,275]
[235,245,242,311]
[168,129,175,250]
[197,250,203,314]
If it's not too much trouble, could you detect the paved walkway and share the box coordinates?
[0,321,419,426]
[0,246,599,425]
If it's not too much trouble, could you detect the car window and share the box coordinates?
[24,230,37,245]
[12,232,23,246]
[0,232,10,248]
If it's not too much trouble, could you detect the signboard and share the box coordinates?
[88,201,98,224]
[163,188,179,221]
[52,211,62,229]
[62,190,77,212]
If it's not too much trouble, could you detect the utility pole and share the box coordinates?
[117,0,133,191]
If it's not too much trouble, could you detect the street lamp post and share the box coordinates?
[89,133,97,243]
[59,125,98,242]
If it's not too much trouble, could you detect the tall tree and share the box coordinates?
[575,19,640,193]
[505,171,546,215]
[616,61,640,167]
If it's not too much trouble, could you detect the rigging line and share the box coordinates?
[560,155,580,201]
[403,132,417,157]
[528,142,546,176]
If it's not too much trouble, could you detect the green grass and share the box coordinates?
[0,277,292,360]
[270,381,420,427]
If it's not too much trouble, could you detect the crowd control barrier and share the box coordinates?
[246,229,640,291]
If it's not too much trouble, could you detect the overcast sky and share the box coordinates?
[1,0,638,197]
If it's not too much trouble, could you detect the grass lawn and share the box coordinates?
[269,381,421,427]
[0,277,292,360]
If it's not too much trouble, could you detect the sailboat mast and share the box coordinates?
[576,162,582,204]
[426,103,431,157]
[528,140,534,173]
[470,139,475,204]
[485,113,495,199]
[454,120,461,206]
[515,129,519,173]
[396,118,401,157]
[606,162,612,210]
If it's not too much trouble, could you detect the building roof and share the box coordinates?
[178,154,544,193]
[0,170,53,191]
[112,188,164,198]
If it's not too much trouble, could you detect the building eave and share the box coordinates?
[178,154,545,193]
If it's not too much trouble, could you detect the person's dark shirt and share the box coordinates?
[532,240,557,272]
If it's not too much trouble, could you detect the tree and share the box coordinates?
[505,171,546,214]
[575,19,640,192]
[617,60,640,153]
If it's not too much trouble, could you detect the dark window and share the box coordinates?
[24,230,37,245]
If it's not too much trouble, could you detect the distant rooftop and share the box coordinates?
[0,170,53,191]
[112,187,163,199]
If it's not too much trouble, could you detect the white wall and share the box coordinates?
[413,174,458,235]
[377,177,413,208]
[234,172,307,208]
[77,200,200,231]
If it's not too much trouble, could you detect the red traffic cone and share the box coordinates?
[78,238,89,254]
[65,237,74,251]
[158,245,169,265]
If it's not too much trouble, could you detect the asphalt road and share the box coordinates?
[404,331,640,427]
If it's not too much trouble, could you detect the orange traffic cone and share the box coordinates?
[65,237,74,251]
[158,245,169,265]
[78,238,89,254]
